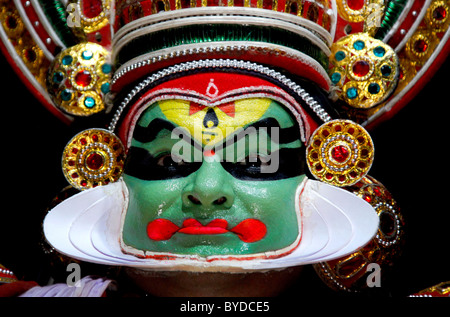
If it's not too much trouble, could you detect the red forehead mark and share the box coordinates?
[189,102,206,116]
[189,102,235,117]
[217,102,235,118]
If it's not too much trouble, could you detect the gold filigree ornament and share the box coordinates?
[329,32,399,109]
[336,0,385,35]
[306,119,374,187]
[67,0,111,34]
[46,42,112,116]
[62,129,125,190]
[314,176,405,292]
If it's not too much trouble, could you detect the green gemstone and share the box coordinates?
[353,40,365,51]
[61,89,72,101]
[331,72,342,84]
[335,51,346,61]
[52,72,64,84]
[368,83,381,94]
[381,65,392,76]
[84,96,96,108]
[373,46,386,57]
[81,50,93,60]
[101,63,112,74]
[62,55,73,66]
[346,87,358,99]
[101,82,110,94]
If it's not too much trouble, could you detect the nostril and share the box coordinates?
[188,195,202,205]
[213,197,227,205]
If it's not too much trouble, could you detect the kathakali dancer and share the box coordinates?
[0,0,449,297]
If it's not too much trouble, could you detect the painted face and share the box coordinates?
[120,97,306,259]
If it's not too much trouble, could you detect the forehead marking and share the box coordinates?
[158,98,272,146]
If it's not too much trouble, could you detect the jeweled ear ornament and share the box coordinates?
[62,129,125,191]
[306,119,374,187]
[46,42,112,117]
[329,32,399,109]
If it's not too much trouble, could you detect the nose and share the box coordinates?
[182,155,235,217]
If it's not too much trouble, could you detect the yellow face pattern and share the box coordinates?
[158,98,272,146]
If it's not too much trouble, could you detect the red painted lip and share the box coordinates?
[147,218,267,243]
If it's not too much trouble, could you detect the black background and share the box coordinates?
[0,49,449,301]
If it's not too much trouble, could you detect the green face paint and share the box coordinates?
[121,98,306,258]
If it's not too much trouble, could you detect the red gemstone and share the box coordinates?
[414,39,428,53]
[86,152,104,170]
[433,6,447,20]
[331,145,350,163]
[74,70,92,87]
[352,60,370,77]
[347,0,365,11]
[81,0,103,18]
[363,195,372,203]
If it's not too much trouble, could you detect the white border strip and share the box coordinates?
[382,0,415,43]
[0,22,54,107]
[113,41,331,88]
[394,0,433,52]
[113,7,332,47]
[112,15,331,63]
[364,27,450,126]
[30,0,67,50]
[14,0,54,61]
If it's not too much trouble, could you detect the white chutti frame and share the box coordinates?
[43,177,379,272]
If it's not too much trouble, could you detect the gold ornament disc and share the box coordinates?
[47,42,112,116]
[306,120,374,187]
[62,129,125,190]
[329,33,399,109]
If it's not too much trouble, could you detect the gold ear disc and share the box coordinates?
[62,129,125,190]
[306,120,374,187]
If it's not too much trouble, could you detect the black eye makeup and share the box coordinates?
[124,115,305,181]
[220,148,305,180]
[124,147,202,180]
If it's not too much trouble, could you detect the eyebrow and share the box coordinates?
[245,117,300,144]
[132,116,300,151]
[132,118,177,143]
[214,117,300,152]
[133,118,203,152]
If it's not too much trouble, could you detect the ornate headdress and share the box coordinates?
[1,0,448,294]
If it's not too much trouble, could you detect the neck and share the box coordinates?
[123,267,303,297]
